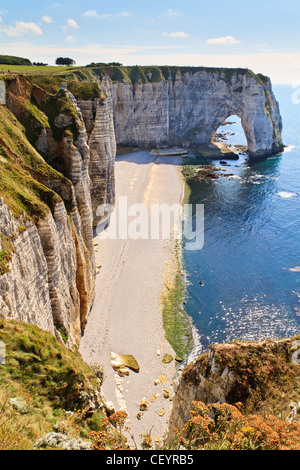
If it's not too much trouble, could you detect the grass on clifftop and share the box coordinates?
[0,319,105,449]
[27,70,106,100]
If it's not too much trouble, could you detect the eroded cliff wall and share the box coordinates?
[0,76,116,347]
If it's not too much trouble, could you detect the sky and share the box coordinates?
[0,0,299,84]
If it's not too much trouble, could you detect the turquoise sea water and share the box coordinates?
[183,85,300,353]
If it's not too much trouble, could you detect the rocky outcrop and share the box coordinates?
[167,337,300,442]
[110,68,283,158]
[0,200,56,336]
[167,346,236,440]
[0,76,116,347]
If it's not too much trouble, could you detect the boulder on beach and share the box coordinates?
[110,352,140,373]
[162,353,173,364]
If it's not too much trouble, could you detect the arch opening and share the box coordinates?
[211,115,248,159]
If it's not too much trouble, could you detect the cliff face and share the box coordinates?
[168,337,300,442]
[0,76,116,347]
[110,68,283,158]
[77,75,116,227]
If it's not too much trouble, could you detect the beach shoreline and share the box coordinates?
[79,150,188,447]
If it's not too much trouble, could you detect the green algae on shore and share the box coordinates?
[161,239,194,362]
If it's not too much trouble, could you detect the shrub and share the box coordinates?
[171,401,300,450]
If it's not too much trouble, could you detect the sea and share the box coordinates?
[182,84,300,357]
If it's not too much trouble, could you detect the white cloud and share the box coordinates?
[82,10,112,19]
[116,11,132,18]
[82,10,129,19]
[42,15,53,23]
[66,35,75,43]
[82,10,98,18]
[3,21,42,37]
[163,31,188,38]
[61,18,79,31]
[206,35,241,45]
[164,8,182,17]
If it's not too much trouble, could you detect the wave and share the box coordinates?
[277,191,298,198]
[284,145,297,153]
[283,266,300,273]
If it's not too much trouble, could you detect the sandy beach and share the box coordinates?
[79,150,185,448]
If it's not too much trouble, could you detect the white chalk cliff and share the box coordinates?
[110,67,283,158]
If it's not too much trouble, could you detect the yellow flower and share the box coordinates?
[241,426,254,434]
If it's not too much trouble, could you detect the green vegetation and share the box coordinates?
[55,57,76,66]
[0,319,106,449]
[199,338,300,419]
[0,55,32,66]
[0,234,13,275]
[181,162,203,185]
[23,100,50,129]
[27,70,106,101]
[0,58,268,91]
[67,80,104,101]
[0,65,75,74]
[0,104,70,221]
[161,243,193,360]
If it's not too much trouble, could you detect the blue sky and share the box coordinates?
[0,0,299,83]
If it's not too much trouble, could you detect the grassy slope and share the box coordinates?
[0,319,105,449]
[0,104,68,222]
[0,63,267,90]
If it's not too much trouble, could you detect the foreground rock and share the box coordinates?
[0,76,116,348]
[167,337,300,442]
[33,432,91,450]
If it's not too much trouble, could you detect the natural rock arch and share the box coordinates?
[211,114,247,154]
[111,67,284,159]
